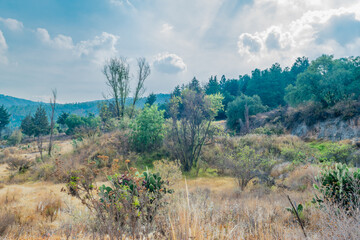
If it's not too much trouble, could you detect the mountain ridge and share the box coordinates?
[0,93,171,129]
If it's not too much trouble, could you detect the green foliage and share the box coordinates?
[65,113,100,135]
[286,202,304,220]
[32,105,49,137]
[7,129,22,146]
[309,142,356,164]
[226,94,267,131]
[205,76,221,95]
[203,138,275,190]
[145,93,157,106]
[66,166,172,237]
[246,63,287,108]
[313,163,360,211]
[130,104,165,153]
[56,112,69,126]
[20,114,34,136]
[281,147,308,164]
[0,105,10,138]
[168,89,223,172]
[285,55,360,107]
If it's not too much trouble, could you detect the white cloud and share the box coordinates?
[237,5,360,66]
[36,28,119,64]
[0,30,8,64]
[153,52,186,74]
[161,23,173,34]
[76,32,119,64]
[36,28,74,49]
[108,0,135,9]
[0,17,24,31]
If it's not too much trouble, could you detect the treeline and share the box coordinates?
[158,55,360,132]
[1,54,360,144]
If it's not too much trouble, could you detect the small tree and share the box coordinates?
[56,112,69,131]
[130,104,165,153]
[33,105,49,160]
[226,94,267,132]
[226,145,269,190]
[206,139,273,190]
[21,114,34,137]
[0,105,10,138]
[168,89,223,171]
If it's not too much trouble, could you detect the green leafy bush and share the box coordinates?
[281,147,308,164]
[309,142,355,164]
[130,104,165,153]
[313,163,360,211]
[65,164,173,238]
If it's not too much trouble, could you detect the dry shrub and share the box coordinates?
[285,165,319,191]
[3,148,10,158]
[309,203,360,240]
[6,156,32,173]
[0,189,20,205]
[36,192,63,222]
[55,131,131,183]
[0,209,16,236]
[153,160,182,186]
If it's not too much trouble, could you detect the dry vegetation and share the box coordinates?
[0,133,359,239]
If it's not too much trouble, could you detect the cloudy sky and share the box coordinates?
[0,0,359,103]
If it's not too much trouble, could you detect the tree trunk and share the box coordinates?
[37,135,43,161]
[48,89,56,156]
[244,103,250,134]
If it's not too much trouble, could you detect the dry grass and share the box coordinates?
[0,176,358,239]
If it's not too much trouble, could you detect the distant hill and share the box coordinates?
[0,94,171,129]
[0,94,39,107]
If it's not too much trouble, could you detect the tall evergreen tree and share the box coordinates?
[205,76,220,95]
[188,77,202,93]
[172,85,182,97]
[0,105,10,138]
[145,93,157,106]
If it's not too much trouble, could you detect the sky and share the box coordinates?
[0,0,360,103]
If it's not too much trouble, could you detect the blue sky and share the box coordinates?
[0,0,359,103]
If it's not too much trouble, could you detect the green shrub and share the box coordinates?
[130,105,165,153]
[281,147,308,164]
[309,142,355,164]
[65,165,173,238]
[7,129,22,146]
[313,163,360,211]
[252,125,284,136]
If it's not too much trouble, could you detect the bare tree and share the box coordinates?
[48,89,57,156]
[118,57,130,118]
[130,58,151,118]
[103,58,121,118]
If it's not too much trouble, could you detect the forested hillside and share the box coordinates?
[0,94,171,129]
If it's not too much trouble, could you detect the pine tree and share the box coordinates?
[33,105,49,160]
[145,93,157,106]
[0,105,10,138]
[20,114,34,137]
